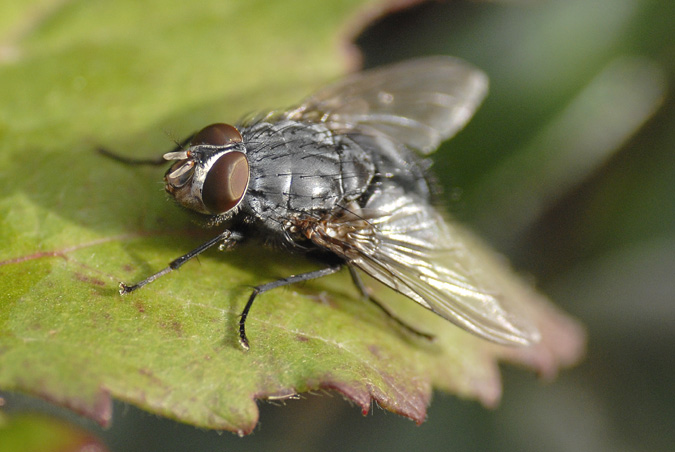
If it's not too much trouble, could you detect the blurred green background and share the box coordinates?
[2,0,673,451]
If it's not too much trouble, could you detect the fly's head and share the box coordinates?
[163,123,250,218]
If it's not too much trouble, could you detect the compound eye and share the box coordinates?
[192,123,243,146]
[202,152,250,214]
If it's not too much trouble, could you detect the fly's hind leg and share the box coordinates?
[348,266,435,341]
[238,265,344,350]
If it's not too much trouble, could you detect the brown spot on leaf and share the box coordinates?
[171,320,183,335]
[74,272,106,286]
[160,319,183,336]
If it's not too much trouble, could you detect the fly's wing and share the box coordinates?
[304,184,541,346]
[286,56,536,344]
[285,56,488,154]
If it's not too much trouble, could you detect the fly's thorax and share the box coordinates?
[239,119,376,226]
[163,123,250,218]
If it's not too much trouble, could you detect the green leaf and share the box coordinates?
[0,412,108,452]
[0,0,584,433]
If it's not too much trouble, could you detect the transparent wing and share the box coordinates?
[304,184,541,346]
[285,56,488,154]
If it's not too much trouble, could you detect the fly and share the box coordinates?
[100,56,541,350]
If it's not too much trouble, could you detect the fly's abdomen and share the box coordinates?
[241,120,375,222]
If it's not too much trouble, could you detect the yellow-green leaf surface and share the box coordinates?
[0,0,584,433]
[0,412,108,452]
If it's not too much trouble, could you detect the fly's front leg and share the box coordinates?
[120,230,243,294]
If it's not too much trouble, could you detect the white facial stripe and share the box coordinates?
[167,160,194,180]
[163,150,190,161]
